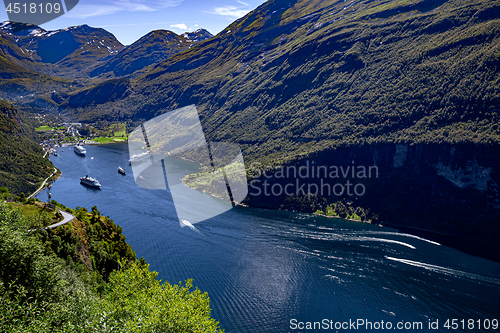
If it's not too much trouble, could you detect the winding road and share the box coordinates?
[28,167,58,200]
[28,208,75,232]
[46,209,75,229]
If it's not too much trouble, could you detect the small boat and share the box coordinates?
[118,166,126,175]
[48,192,51,198]
[74,145,86,156]
[80,175,101,189]
[54,152,58,156]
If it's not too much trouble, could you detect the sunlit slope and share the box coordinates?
[64,0,499,164]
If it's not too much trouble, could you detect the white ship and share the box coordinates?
[128,151,151,164]
[74,145,86,156]
[80,175,101,189]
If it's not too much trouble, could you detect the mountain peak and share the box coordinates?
[0,21,46,36]
[181,29,213,42]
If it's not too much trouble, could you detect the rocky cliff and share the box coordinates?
[244,143,500,261]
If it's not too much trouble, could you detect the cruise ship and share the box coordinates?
[128,151,151,164]
[74,145,86,156]
[80,175,101,189]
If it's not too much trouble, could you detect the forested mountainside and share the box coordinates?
[63,0,500,160]
[0,100,54,195]
[58,0,500,258]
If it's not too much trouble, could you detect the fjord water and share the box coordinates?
[38,144,500,332]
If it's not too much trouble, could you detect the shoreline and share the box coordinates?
[87,145,498,264]
[182,177,500,263]
[311,212,375,225]
[181,176,374,225]
[28,167,59,199]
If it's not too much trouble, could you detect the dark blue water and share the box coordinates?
[38,143,500,332]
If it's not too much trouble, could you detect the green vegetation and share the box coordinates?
[0,201,224,332]
[7,201,61,228]
[35,125,53,131]
[64,0,500,167]
[0,100,54,195]
[94,137,115,143]
[61,78,132,108]
[314,199,375,223]
[0,33,71,103]
[93,122,128,142]
[183,161,246,200]
[0,187,11,201]
[110,122,127,137]
[84,122,128,143]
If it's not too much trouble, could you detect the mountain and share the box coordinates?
[61,78,131,108]
[89,29,213,78]
[0,33,71,107]
[0,100,54,195]
[60,0,500,258]
[0,29,49,75]
[66,0,500,150]
[0,21,45,36]
[181,29,214,43]
[1,21,213,80]
[0,21,125,78]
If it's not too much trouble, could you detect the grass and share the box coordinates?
[7,201,61,227]
[94,137,114,143]
[94,136,127,143]
[8,202,40,217]
[88,123,128,144]
[36,125,53,131]
[110,123,127,137]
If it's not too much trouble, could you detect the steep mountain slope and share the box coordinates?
[0,33,71,103]
[0,29,50,74]
[0,100,54,195]
[90,29,213,78]
[61,78,131,107]
[68,0,500,155]
[61,0,500,257]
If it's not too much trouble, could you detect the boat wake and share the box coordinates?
[181,219,204,236]
[386,256,500,286]
[351,237,417,249]
[361,231,441,246]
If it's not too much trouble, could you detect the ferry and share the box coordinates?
[80,175,101,189]
[74,145,86,156]
[128,151,151,164]
[118,166,126,175]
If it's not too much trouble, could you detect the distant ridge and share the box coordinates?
[90,28,214,78]
[0,21,213,79]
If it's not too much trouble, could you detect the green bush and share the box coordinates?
[0,202,223,332]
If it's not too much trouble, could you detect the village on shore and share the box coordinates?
[33,113,128,151]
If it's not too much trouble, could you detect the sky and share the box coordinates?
[1,0,267,45]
